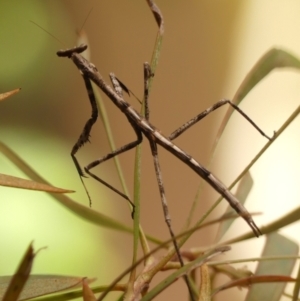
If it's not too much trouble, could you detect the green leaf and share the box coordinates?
[125,2,165,298]
[233,48,300,104]
[140,246,230,301]
[212,48,300,154]
[245,232,298,301]
[1,275,94,301]
[212,105,300,245]
[0,173,74,194]
[1,243,35,301]
[223,205,300,245]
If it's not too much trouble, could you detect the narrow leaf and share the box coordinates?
[0,140,135,233]
[233,49,300,104]
[245,232,298,301]
[199,264,211,301]
[0,173,74,193]
[0,88,21,102]
[212,264,252,280]
[141,246,230,301]
[146,0,164,35]
[32,284,126,301]
[2,243,35,301]
[213,275,295,296]
[216,105,300,246]
[233,48,300,105]
[213,48,300,151]
[128,0,165,296]
[1,276,94,301]
[82,279,97,301]
[224,205,300,245]
[292,261,300,301]
[215,172,253,241]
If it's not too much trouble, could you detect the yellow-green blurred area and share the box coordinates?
[1,1,300,301]
[0,1,134,300]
